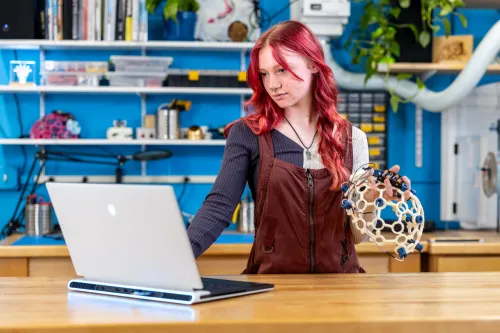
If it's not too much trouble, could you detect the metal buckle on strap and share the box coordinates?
[263,245,274,253]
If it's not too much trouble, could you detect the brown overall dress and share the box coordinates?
[242,126,365,274]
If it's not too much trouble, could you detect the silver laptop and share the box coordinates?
[46,182,273,305]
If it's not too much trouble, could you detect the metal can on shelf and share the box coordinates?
[24,195,53,236]
[157,104,180,140]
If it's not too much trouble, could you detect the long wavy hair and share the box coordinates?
[224,20,351,190]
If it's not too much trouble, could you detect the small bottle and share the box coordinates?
[239,194,250,233]
[248,197,255,233]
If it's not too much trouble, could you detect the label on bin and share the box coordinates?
[374,105,386,112]
[369,148,381,156]
[360,123,373,132]
[238,71,247,82]
[188,71,199,81]
[373,115,386,122]
[373,124,386,132]
[368,136,380,145]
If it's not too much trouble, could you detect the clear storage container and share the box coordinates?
[43,61,108,73]
[106,71,167,87]
[41,71,103,86]
[110,56,173,72]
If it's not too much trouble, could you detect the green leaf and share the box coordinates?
[371,27,384,39]
[164,0,179,22]
[416,77,425,89]
[419,31,431,48]
[408,24,419,42]
[380,56,396,64]
[389,7,401,18]
[389,42,400,57]
[455,12,468,28]
[191,0,200,12]
[399,0,410,8]
[439,5,452,16]
[397,73,413,81]
[443,17,451,36]
[390,94,400,112]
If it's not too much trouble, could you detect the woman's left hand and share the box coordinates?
[364,165,411,203]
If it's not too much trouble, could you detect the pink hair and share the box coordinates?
[225,20,351,190]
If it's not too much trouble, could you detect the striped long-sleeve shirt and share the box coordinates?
[187,120,371,258]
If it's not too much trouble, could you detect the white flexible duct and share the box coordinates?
[321,19,500,112]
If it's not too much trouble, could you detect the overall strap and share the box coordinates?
[255,131,275,230]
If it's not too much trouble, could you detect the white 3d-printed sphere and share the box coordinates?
[341,167,425,260]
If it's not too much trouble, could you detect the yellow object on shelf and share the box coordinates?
[232,203,241,223]
[369,148,381,157]
[373,115,385,123]
[368,136,380,145]
[238,71,247,82]
[374,105,386,112]
[373,124,386,132]
[361,123,373,133]
[188,71,199,81]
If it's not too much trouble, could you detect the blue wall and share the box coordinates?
[0,1,499,235]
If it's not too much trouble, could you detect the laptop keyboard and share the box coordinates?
[198,277,272,297]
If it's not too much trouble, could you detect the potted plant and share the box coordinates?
[146,0,200,41]
[343,0,468,111]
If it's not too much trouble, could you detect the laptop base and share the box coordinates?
[68,278,274,305]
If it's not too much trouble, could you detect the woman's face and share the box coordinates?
[258,45,318,110]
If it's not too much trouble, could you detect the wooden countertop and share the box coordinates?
[0,233,426,257]
[2,230,500,258]
[2,272,500,332]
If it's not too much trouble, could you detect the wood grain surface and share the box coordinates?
[1,272,500,332]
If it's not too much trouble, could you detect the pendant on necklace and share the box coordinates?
[306,149,312,160]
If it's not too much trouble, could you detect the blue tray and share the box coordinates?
[11,232,254,246]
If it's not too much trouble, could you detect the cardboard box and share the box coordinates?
[432,35,474,63]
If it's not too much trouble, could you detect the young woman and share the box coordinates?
[186,20,411,274]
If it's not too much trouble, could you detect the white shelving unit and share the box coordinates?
[0,139,227,145]
[0,40,250,183]
[0,85,253,95]
[0,40,254,51]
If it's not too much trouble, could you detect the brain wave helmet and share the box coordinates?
[341,165,425,261]
[30,110,81,139]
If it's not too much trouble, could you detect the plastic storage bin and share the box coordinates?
[366,133,386,147]
[43,61,108,73]
[110,56,173,72]
[106,72,167,87]
[369,146,386,160]
[165,69,248,88]
[41,72,103,86]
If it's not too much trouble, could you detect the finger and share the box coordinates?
[404,190,410,201]
[389,164,400,174]
[384,178,393,198]
[401,175,411,189]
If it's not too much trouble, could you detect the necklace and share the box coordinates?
[282,114,318,160]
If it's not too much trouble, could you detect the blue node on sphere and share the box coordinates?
[397,247,407,259]
[416,243,424,252]
[375,198,385,207]
[410,189,417,195]
[416,215,423,224]
[341,183,349,192]
[401,183,408,191]
[341,199,351,209]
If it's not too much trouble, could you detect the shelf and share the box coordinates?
[0,40,255,51]
[0,139,227,146]
[0,85,253,95]
[378,62,500,74]
[464,0,500,8]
